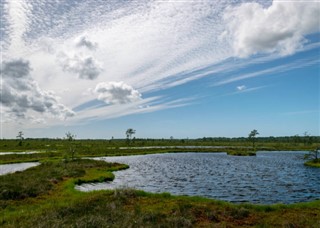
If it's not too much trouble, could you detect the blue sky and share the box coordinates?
[1,0,319,139]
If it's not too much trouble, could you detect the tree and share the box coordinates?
[126,128,136,144]
[65,132,76,160]
[65,132,75,141]
[248,129,259,150]
[16,131,24,146]
[303,131,313,145]
[293,134,301,145]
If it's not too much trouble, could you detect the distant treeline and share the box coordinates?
[2,135,318,143]
[198,136,319,144]
[0,135,319,157]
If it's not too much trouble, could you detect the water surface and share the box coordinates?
[0,162,40,175]
[0,151,40,156]
[118,146,247,149]
[76,152,320,204]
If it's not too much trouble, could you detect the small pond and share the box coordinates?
[76,152,320,204]
[0,162,40,175]
[0,151,40,156]
[118,146,245,149]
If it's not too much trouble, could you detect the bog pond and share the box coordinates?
[76,152,320,204]
[0,162,40,175]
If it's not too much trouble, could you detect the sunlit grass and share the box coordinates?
[0,157,319,227]
[0,138,319,227]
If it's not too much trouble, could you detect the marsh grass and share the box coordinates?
[0,160,319,227]
[303,149,320,168]
[0,140,320,227]
[226,149,256,156]
[304,160,320,168]
[1,138,318,155]
[0,152,61,164]
[0,159,126,201]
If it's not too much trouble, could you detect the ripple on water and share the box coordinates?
[75,152,320,204]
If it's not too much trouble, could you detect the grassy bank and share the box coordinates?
[226,148,256,156]
[0,158,319,227]
[305,160,320,168]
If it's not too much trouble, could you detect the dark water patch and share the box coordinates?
[76,152,320,204]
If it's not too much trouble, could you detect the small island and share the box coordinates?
[304,147,320,167]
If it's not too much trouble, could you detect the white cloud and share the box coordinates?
[76,36,97,50]
[237,85,246,91]
[59,53,103,80]
[214,57,320,86]
[0,59,75,121]
[224,0,320,57]
[68,96,195,124]
[1,0,319,137]
[95,81,142,104]
[5,0,31,55]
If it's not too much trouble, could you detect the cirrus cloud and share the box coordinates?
[1,0,319,137]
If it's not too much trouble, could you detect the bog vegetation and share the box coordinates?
[0,133,319,227]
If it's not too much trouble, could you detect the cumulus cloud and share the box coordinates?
[0,59,75,120]
[1,0,319,135]
[59,53,103,80]
[76,36,97,50]
[94,81,142,104]
[224,0,320,57]
[0,59,30,78]
[237,85,246,91]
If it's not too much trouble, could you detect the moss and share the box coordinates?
[304,160,320,168]
[0,160,319,227]
[226,150,256,156]
[74,164,128,185]
[1,140,320,227]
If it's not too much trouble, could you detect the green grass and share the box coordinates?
[226,148,257,156]
[304,160,320,168]
[0,152,62,164]
[0,159,127,202]
[0,158,319,227]
[1,138,318,154]
[0,139,319,226]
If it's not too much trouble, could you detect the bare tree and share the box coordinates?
[65,132,76,160]
[126,128,136,144]
[248,129,259,150]
[16,131,24,146]
[303,131,313,145]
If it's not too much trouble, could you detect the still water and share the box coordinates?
[76,152,320,204]
[0,162,40,175]
[0,151,40,156]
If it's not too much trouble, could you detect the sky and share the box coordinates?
[0,0,319,139]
